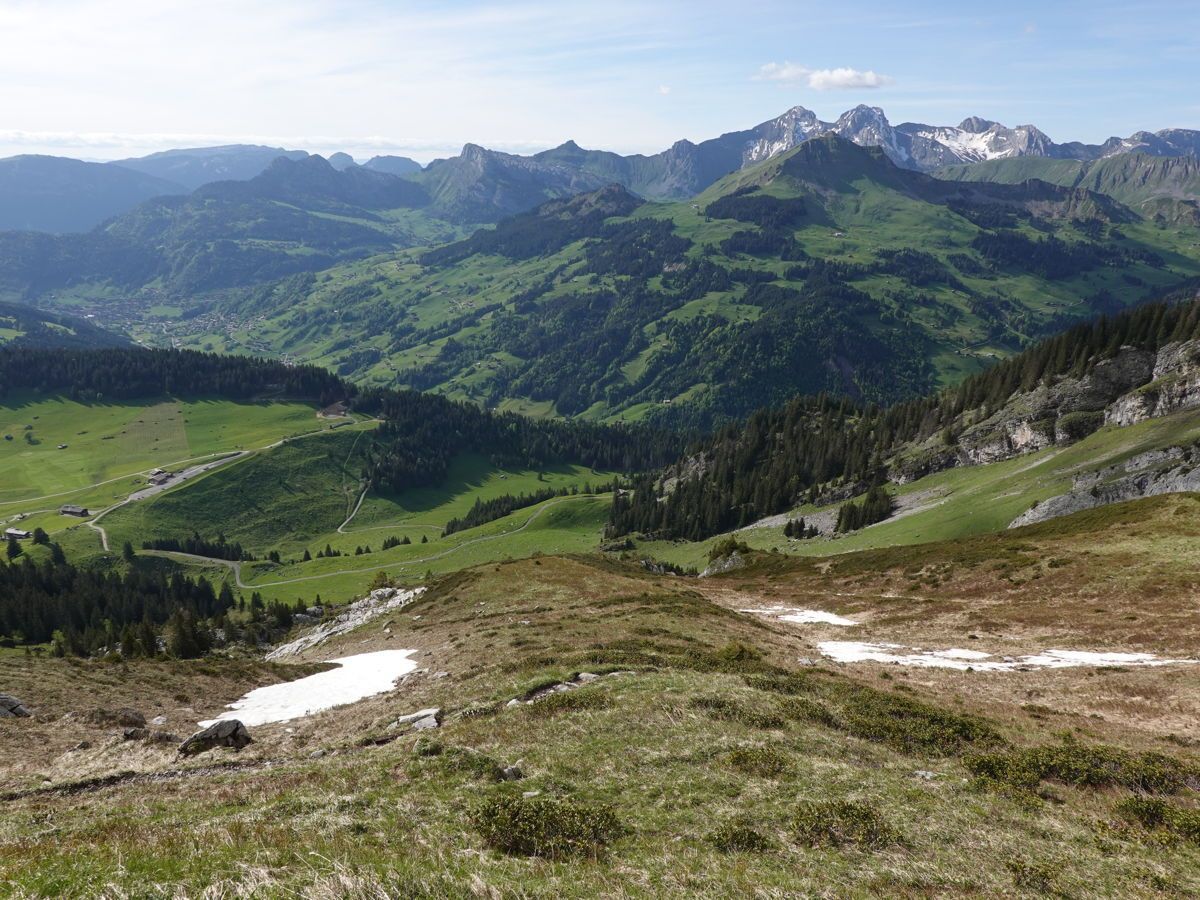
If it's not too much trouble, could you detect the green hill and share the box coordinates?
[180,136,1200,429]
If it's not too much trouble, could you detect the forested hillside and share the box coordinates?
[610,289,1200,540]
[194,136,1200,429]
[0,301,130,350]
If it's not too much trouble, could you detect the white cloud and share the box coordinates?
[755,61,890,91]
[658,84,672,95]
[807,67,890,90]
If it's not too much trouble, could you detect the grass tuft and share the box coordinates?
[726,746,792,778]
[471,793,623,859]
[689,696,785,730]
[525,688,611,717]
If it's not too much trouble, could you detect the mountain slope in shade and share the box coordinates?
[112,144,310,190]
[363,155,423,176]
[937,153,1200,223]
[0,299,130,349]
[197,155,430,212]
[0,155,186,233]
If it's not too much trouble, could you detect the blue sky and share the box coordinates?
[0,0,1196,161]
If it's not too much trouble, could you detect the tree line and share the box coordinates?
[610,288,1200,540]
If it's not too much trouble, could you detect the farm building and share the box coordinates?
[4,528,31,540]
[60,504,89,517]
[148,472,173,486]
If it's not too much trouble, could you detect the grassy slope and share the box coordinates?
[2,545,1197,897]
[0,395,324,534]
[67,415,620,604]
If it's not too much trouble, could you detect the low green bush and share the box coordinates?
[792,800,900,849]
[726,746,791,778]
[965,740,1197,793]
[833,685,1004,756]
[689,696,784,730]
[685,642,782,676]
[709,818,776,853]
[411,744,503,782]
[1115,797,1200,843]
[742,673,819,695]
[471,793,622,858]
[778,697,837,728]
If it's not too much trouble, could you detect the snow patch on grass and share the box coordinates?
[200,649,419,727]
[818,642,1199,671]
[741,606,858,626]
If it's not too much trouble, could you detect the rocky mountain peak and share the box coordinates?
[958,116,999,133]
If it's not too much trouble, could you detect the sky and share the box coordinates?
[0,0,1196,163]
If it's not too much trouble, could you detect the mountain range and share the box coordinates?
[3,105,1197,233]
[195,134,1200,428]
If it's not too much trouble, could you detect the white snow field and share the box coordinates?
[740,607,858,626]
[199,649,420,727]
[817,642,1200,672]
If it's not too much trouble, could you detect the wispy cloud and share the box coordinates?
[755,61,891,90]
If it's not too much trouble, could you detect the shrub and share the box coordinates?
[964,741,1197,793]
[686,642,781,676]
[413,737,444,758]
[707,537,750,563]
[526,688,611,717]
[689,696,784,730]
[709,819,777,853]
[1115,797,1200,844]
[742,672,819,695]
[792,800,900,849]
[1008,860,1057,893]
[779,697,837,728]
[726,746,791,778]
[835,686,1004,756]
[471,794,622,858]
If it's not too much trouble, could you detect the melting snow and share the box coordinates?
[818,642,1199,672]
[199,649,419,727]
[741,606,858,626]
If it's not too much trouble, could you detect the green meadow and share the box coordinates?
[0,394,326,530]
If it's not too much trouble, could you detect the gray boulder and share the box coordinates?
[179,719,253,755]
[0,693,31,718]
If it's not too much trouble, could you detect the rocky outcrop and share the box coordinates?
[1009,443,1200,527]
[179,719,253,755]
[0,693,31,717]
[700,551,747,578]
[1104,339,1200,426]
[267,586,423,660]
[955,346,1155,467]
